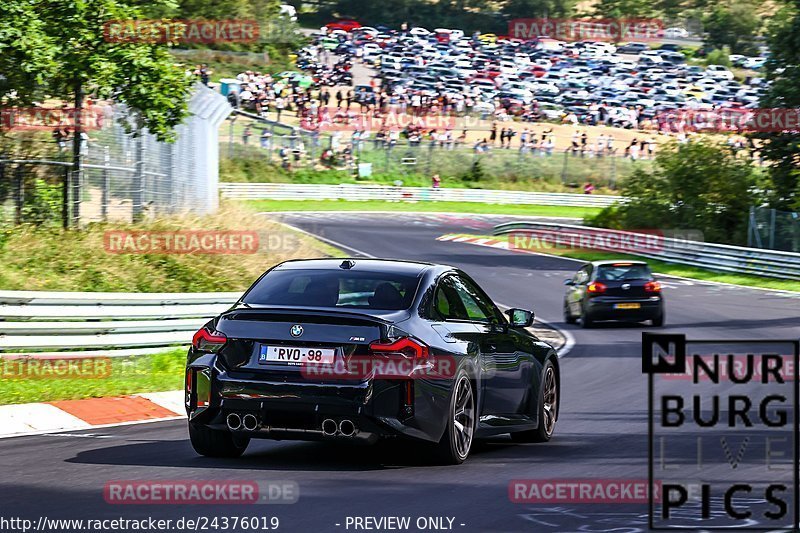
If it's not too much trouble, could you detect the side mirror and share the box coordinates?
[506,308,535,328]
[564,279,575,286]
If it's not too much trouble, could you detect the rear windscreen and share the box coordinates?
[596,264,653,281]
[242,269,422,310]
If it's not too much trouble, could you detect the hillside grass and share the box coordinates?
[0,203,338,292]
[1,350,186,405]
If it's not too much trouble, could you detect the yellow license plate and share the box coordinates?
[615,303,641,309]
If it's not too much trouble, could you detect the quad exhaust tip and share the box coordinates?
[339,419,357,437]
[242,414,259,431]
[321,419,338,436]
[226,413,242,431]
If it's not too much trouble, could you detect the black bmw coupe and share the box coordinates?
[186,259,560,464]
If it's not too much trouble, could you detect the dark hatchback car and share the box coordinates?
[186,259,560,464]
[563,260,665,327]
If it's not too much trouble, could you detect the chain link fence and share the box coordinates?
[748,206,800,253]
[222,112,652,190]
[0,83,230,227]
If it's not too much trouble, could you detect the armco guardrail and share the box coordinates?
[0,291,241,353]
[219,183,622,208]
[493,221,800,281]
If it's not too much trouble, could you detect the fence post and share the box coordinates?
[132,133,144,222]
[71,169,81,227]
[62,166,69,229]
[167,142,176,212]
[14,164,23,225]
[101,145,110,221]
[228,116,236,159]
[768,208,776,250]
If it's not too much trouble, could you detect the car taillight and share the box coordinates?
[369,337,430,360]
[192,327,227,353]
[645,281,662,293]
[587,281,607,294]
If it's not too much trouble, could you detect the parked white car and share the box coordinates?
[663,27,689,39]
[279,4,297,21]
[742,57,766,70]
[705,65,735,81]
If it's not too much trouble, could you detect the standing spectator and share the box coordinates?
[489,123,497,145]
[52,128,66,151]
[571,130,580,155]
[275,97,286,122]
[596,133,606,157]
[431,174,441,189]
[260,128,272,150]
[242,125,252,146]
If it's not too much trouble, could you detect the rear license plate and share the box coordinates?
[614,303,641,309]
[258,345,336,365]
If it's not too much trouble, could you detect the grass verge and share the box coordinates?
[246,199,603,219]
[455,233,800,292]
[0,203,339,292]
[1,350,186,405]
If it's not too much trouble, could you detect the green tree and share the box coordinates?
[0,2,57,106]
[36,0,193,142]
[755,1,800,211]
[1,0,195,226]
[591,0,656,19]
[503,0,575,19]
[702,2,761,55]
[587,140,760,245]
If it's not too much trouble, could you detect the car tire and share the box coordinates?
[563,303,577,324]
[580,308,594,328]
[434,371,476,465]
[189,422,250,458]
[511,360,558,443]
[651,312,665,327]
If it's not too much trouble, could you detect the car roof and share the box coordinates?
[273,258,440,275]
[591,260,649,267]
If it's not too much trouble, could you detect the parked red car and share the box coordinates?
[325,19,362,32]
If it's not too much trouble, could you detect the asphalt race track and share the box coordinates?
[2,212,799,532]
